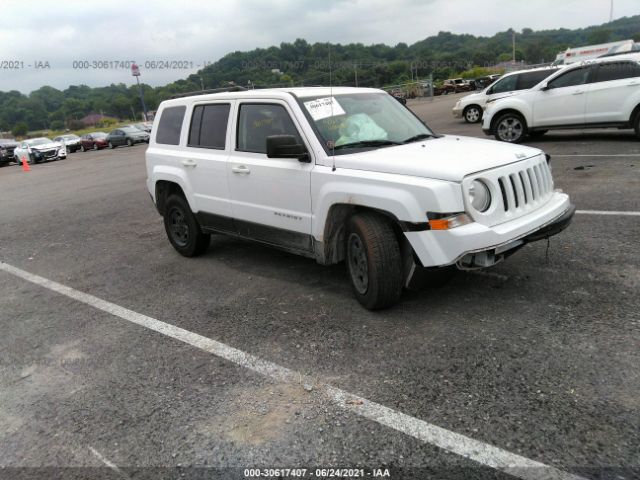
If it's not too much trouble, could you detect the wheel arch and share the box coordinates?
[490,108,528,134]
[151,168,194,216]
[629,103,640,125]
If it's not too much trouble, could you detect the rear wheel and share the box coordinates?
[346,213,403,310]
[93,143,98,151]
[634,112,640,140]
[494,112,527,143]
[463,105,482,123]
[109,141,115,149]
[163,195,210,257]
[126,138,133,147]
[81,144,86,152]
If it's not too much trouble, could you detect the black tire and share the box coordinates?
[345,212,403,310]
[93,143,98,151]
[109,141,115,149]
[634,112,640,140]
[529,130,548,138]
[463,105,482,124]
[163,194,210,257]
[81,144,86,152]
[493,112,527,143]
[126,138,133,147]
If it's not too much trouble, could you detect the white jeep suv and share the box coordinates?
[146,87,574,309]
[483,53,640,142]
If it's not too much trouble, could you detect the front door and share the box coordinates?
[532,66,591,127]
[227,101,314,252]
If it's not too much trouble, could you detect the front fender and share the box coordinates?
[311,169,464,241]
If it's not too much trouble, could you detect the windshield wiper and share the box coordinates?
[402,133,434,144]
[332,140,401,150]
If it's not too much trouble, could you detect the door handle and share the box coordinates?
[628,81,638,86]
[572,90,584,95]
[232,165,251,174]
[181,159,197,167]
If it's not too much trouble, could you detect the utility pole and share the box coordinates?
[609,0,614,22]
[512,31,516,64]
[354,62,358,87]
[199,76,205,91]
[131,63,148,121]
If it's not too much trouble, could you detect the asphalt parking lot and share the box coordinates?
[1,94,639,480]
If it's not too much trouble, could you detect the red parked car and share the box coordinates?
[80,132,108,151]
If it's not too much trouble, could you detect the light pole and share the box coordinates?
[131,63,148,121]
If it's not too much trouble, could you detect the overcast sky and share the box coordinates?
[0,0,637,93]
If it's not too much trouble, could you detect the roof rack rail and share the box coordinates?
[170,86,247,99]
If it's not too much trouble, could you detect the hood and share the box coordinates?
[460,91,486,103]
[0,140,18,148]
[31,142,62,151]
[334,135,542,182]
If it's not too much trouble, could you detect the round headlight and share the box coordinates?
[469,179,491,212]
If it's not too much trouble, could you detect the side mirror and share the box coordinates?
[540,84,551,91]
[266,135,310,162]
[486,87,493,95]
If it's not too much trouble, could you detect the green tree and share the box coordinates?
[12,122,28,137]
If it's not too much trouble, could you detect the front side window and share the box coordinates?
[236,104,301,154]
[189,103,230,149]
[547,67,591,89]
[491,75,518,94]
[300,92,433,154]
[156,106,186,145]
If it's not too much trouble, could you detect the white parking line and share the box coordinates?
[88,446,129,479]
[576,210,640,216]
[551,154,640,157]
[0,261,586,480]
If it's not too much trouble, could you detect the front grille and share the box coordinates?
[463,154,554,227]
[497,162,553,213]
[40,149,57,158]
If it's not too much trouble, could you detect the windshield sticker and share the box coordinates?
[303,97,346,121]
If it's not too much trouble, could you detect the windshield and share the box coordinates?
[92,132,107,138]
[63,135,79,140]
[28,138,53,146]
[300,92,433,154]
[121,126,141,133]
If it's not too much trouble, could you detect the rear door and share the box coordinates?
[585,61,640,124]
[531,66,593,127]
[181,101,234,225]
[226,101,314,252]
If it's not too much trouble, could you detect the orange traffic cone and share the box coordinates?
[21,156,31,172]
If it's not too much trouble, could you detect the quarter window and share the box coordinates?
[156,106,186,145]
[188,104,230,149]
[236,104,301,154]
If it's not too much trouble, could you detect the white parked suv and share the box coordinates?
[146,86,574,309]
[483,53,640,142]
[453,67,560,123]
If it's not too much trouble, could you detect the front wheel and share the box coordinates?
[346,213,403,310]
[163,195,210,257]
[93,143,98,151]
[634,113,640,140]
[81,144,86,152]
[126,138,133,147]
[463,105,482,123]
[109,142,115,149]
[494,112,527,143]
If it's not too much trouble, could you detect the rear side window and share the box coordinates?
[155,106,186,145]
[490,75,518,94]
[188,104,230,149]
[516,69,559,90]
[593,62,640,83]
